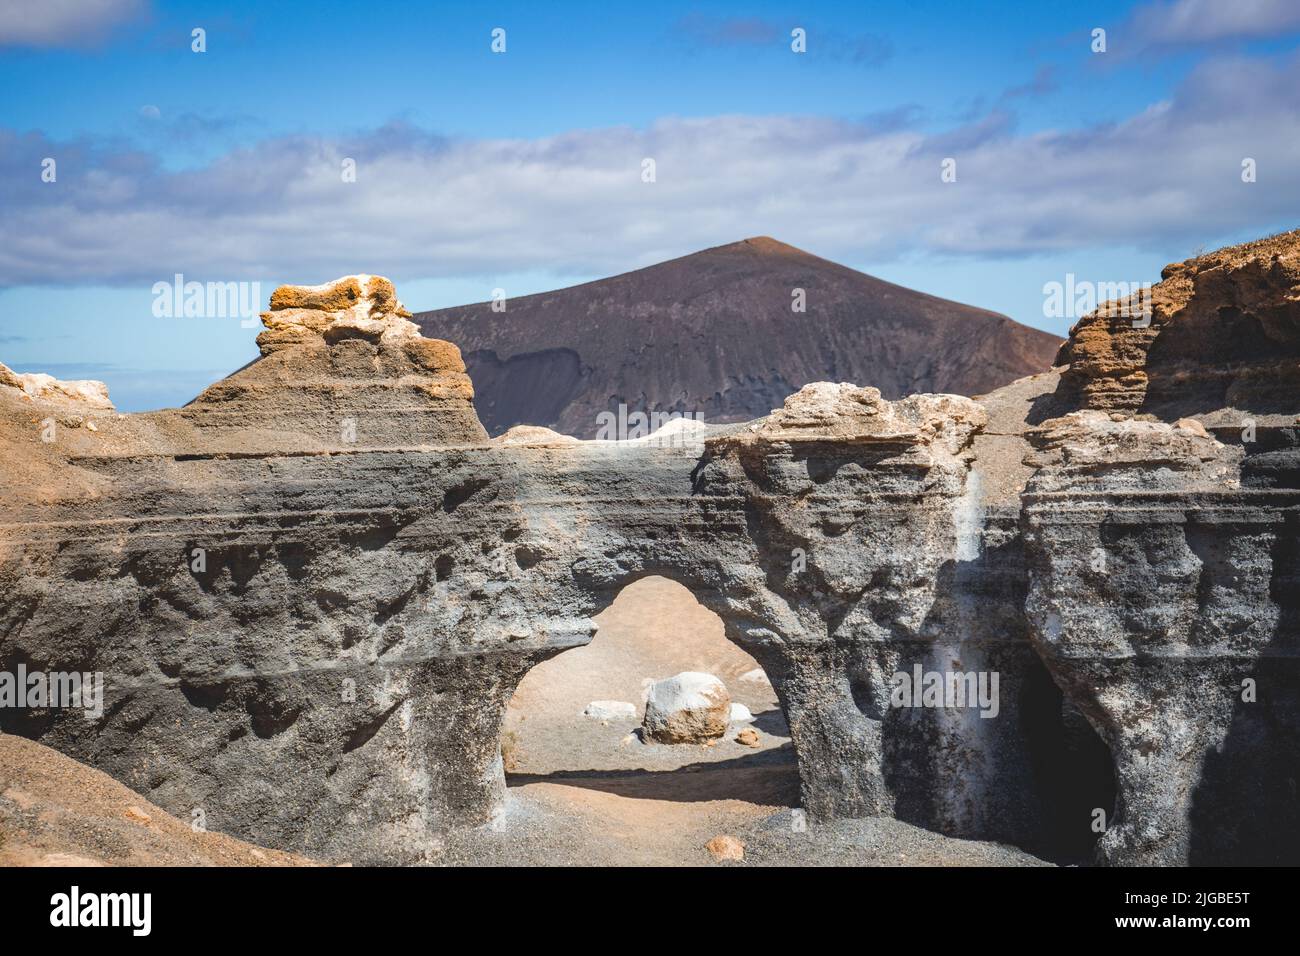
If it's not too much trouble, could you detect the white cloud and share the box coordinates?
[1,53,1298,288]
[1128,0,1300,46]
[0,0,146,47]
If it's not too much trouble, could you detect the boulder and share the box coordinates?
[642,672,731,744]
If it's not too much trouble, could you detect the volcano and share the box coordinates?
[414,237,1061,438]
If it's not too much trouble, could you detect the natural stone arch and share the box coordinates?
[498,572,795,801]
[9,244,1294,867]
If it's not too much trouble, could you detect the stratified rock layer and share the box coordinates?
[1056,229,1300,428]
[1024,231,1300,864]
[2,235,1299,866]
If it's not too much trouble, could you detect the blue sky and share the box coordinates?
[3,0,1300,410]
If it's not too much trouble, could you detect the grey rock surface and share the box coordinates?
[3,233,1298,866]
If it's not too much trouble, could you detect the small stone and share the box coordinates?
[582,700,637,720]
[705,835,745,862]
[735,728,761,748]
[729,702,753,723]
[738,668,770,685]
[123,805,152,825]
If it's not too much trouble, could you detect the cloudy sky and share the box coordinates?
[2,0,1299,410]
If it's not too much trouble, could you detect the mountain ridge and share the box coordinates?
[415,237,1062,437]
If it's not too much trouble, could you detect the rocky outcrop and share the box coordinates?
[0,360,112,409]
[1055,229,1300,428]
[182,274,486,450]
[2,233,1298,867]
[1023,232,1300,865]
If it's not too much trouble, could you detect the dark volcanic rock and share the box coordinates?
[3,230,1299,867]
[414,237,1062,437]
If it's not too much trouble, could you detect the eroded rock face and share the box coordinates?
[189,273,485,450]
[2,238,1298,867]
[1022,416,1299,864]
[1025,411,1240,494]
[1023,234,1300,865]
[1055,229,1300,427]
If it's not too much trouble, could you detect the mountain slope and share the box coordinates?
[415,237,1062,438]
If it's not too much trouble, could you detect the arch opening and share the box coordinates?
[499,575,798,863]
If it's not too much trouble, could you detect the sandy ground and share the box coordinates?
[0,733,312,867]
[438,784,1048,867]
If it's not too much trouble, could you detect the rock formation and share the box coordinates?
[2,231,1297,866]
[0,362,113,410]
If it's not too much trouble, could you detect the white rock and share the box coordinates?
[582,700,637,721]
[642,672,731,744]
[0,363,113,409]
[729,703,754,724]
[738,668,771,686]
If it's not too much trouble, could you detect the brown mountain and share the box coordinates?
[414,237,1062,438]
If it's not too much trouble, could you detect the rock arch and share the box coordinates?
[3,236,1298,865]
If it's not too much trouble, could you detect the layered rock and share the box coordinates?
[1022,414,1299,864]
[1024,234,1300,864]
[2,235,1298,867]
[186,274,485,450]
[1055,228,1300,428]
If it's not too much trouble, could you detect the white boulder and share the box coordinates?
[643,672,731,744]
